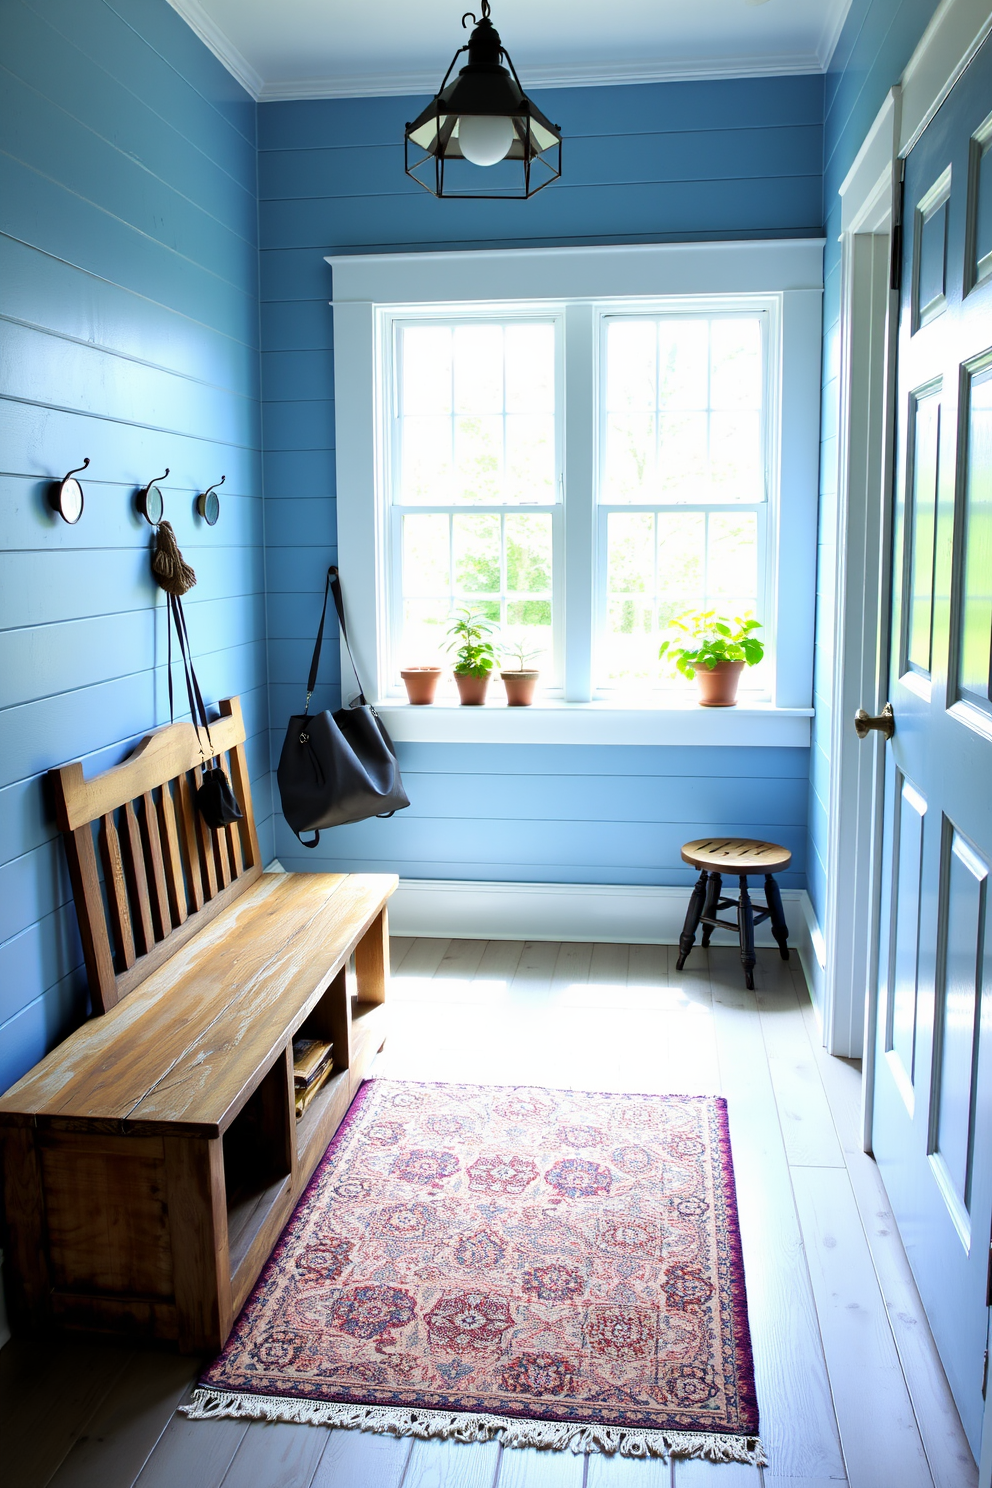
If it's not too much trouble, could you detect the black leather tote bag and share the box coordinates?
[277,567,409,848]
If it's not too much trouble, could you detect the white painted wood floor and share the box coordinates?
[0,937,977,1488]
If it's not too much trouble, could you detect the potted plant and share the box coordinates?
[658,612,764,707]
[499,643,542,706]
[399,666,442,705]
[445,608,497,705]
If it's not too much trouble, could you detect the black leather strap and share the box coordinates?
[304,565,366,713]
[166,591,215,758]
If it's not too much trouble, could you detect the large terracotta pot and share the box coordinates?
[693,660,746,707]
[400,667,442,705]
[454,671,490,705]
[501,670,539,706]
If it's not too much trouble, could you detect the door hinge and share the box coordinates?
[983,1349,989,1401]
[890,173,906,294]
[986,1238,992,1306]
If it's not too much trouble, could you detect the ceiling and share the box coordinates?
[168,0,854,101]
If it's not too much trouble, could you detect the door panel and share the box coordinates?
[957,363,992,708]
[905,388,941,676]
[888,776,927,1104]
[872,32,992,1459]
[932,826,987,1241]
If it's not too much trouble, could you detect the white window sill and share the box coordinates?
[375,699,813,747]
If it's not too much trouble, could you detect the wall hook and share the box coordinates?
[137,469,169,525]
[196,474,225,526]
[51,458,89,524]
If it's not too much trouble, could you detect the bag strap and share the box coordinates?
[304,565,366,713]
[166,592,215,759]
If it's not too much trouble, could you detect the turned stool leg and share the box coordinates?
[764,874,790,960]
[676,869,709,970]
[701,871,722,947]
[738,875,756,990]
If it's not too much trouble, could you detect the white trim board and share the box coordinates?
[391,874,821,957]
[327,239,827,306]
[379,702,813,748]
[166,0,853,101]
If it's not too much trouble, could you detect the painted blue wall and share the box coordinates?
[259,76,823,884]
[808,0,942,922]
[0,0,268,1094]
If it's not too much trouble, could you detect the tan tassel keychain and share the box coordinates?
[152,519,197,596]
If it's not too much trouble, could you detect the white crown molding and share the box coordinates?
[256,51,825,101]
[816,0,856,71]
[165,0,264,100]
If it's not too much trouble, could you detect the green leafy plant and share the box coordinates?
[658,612,764,680]
[445,608,498,678]
[501,641,542,671]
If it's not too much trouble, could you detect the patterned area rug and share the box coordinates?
[185,1079,763,1465]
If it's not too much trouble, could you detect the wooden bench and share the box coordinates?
[0,697,396,1353]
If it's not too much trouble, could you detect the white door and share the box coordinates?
[871,33,992,1458]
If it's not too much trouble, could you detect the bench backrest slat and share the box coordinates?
[51,697,261,1015]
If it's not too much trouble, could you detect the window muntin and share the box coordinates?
[389,317,562,687]
[597,313,769,695]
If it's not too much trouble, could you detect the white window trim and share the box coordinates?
[329,239,824,746]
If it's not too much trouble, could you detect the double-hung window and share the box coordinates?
[330,242,821,739]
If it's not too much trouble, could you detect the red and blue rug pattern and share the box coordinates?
[186,1079,763,1464]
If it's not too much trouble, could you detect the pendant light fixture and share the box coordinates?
[405,1,562,199]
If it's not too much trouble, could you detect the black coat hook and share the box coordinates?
[137,468,169,525]
[51,458,89,524]
[196,474,225,526]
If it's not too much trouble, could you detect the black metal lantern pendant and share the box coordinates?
[405,1,562,199]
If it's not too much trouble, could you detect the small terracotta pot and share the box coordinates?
[501,670,539,706]
[693,660,746,706]
[400,667,442,705]
[454,671,490,706]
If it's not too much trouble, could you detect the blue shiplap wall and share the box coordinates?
[259,76,823,885]
[0,0,268,1094]
[808,0,942,921]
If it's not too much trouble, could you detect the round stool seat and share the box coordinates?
[680,837,792,875]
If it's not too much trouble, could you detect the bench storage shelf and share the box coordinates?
[0,697,396,1353]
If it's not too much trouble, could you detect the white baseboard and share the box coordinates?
[391,877,819,955]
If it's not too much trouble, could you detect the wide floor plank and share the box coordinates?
[218,1420,331,1487]
[0,1339,131,1488]
[132,1414,249,1488]
[46,1351,198,1488]
[403,1436,501,1488]
[791,1165,937,1488]
[495,1444,585,1487]
[309,1427,412,1488]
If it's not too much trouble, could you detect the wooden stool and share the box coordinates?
[676,837,792,990]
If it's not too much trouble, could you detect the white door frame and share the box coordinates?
[821,0,992,1084]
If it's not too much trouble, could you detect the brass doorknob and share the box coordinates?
[854,702,894,740]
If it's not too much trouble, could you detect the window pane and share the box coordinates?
[396,319,558,505]
[453,514,500,593]
[602,315,764,504]
[601,509,762,691]
[400,415,452,502]
[506,324,555,413]
[657,321,708,410]
[506,513,552,593]
[402,326,452,415]
[403,513,449,594]
[710,319,762,409]
[604,414,655,501]
[505,414,554,502]
[454,416,502,503]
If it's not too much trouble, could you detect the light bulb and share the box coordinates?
[457,114,514,166]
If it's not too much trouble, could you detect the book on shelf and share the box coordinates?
[292,1036,334,1091]
[294,1057,335,1119]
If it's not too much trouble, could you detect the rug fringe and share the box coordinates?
[181,1389,767,1466]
